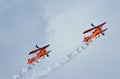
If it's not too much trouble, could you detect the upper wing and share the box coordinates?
[83,22,107,34]
[97,22,107,28]
[29,44,50,55]
[39,44,50,50]
[83,27,96,34]
[29,49,40,55]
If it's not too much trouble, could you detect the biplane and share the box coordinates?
[83,22,108,42]
[27,44,51,64]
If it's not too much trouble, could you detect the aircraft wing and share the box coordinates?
[83,22,107,34]
[29,44,50,55]
[29,49,40,55]
[101,28,108,33]
[83,27,96,34]
[39,44,50,50]
[94,22,107,29]
[97,22,107,28]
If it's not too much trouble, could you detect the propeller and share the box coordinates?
[36,45,39,48]
[45,50,51,57]
[101,28,108,36]
[97,32,105,38]
[101,32,105,36]
[46,54,49,57]
[91,23,95,27]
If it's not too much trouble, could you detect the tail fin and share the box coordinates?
[27,58,33,64]
[83,36,90,42]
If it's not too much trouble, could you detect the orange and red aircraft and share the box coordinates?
[83,22,108,42]
[27,44,51,64]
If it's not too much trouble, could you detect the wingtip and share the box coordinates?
[29,52,31,55]
[104,21,107,24]
[46,44,50,47]
[47,44,50,46]
[83,32,85,34]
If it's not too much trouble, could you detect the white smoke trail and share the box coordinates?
[11,39,96,79]
[30,42,91,79]
[33,39,97,79]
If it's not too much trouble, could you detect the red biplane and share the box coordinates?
[27,44,51,64]
[83,22,108,42]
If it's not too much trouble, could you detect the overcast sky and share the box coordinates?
[0,0,120,79]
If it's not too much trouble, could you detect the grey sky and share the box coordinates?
[0,0,120,79]
[0,0,47,79]
[45,0,120,79]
